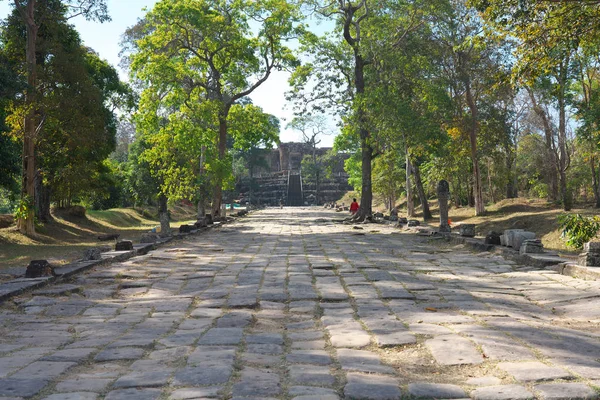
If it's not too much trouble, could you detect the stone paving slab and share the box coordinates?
[497,361,572,382]
[471,384,535,400]
[343,373,401,400]
[1,209,600,399]
[408,382,467,398]
[534,382,598,399]
[426,335,483,365]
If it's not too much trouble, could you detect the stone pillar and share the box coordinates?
[437,180,451,233]
[579,241,600,267]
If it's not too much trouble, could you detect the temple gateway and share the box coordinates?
[236,142,352,206]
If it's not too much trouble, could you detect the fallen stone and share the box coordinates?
[503,229,524,247]
[520,239,544,254]
[459,224,476,237]
[179,224,193,233]
[82,248,102,261]
[578,251,600,267]
[115,240,133,251]
[584,241,600,253]
[140,233,160,243]
[408,220,420,227]
[485,231,501,245]
[511,231,536,249]
[25,260,55,278]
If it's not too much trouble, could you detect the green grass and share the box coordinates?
[0,205,198,271]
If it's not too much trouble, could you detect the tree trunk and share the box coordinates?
[349,41,372,221]
[35,173,51,223]
[463,68,485,215]
[592,156,600,208]
[557,61,572,211]
[487,158,495,204]
[356,135,373,219]
[197,145,206,219]
[505,150,517,198]
[212,109,229,220]
[17,0,39,235]
[412,162,432,221]
[406,153,415,217]
[158,193,171,237]
[313,147,320,205]
[527,87,559,202]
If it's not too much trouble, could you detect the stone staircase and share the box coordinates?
[287,174,303,206]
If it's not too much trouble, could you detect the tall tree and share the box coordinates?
[3,2,129,221]
[433,0,510,215]
[472,0,589,210]
[127,0,299,220]
[4,0,109,233]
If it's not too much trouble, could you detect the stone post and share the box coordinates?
[578,241,600,267]
[437,180,451,233]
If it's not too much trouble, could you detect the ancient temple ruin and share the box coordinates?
[236,142,352,206]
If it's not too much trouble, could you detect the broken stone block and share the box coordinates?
[579,241,600,267]
[485,231,501,245]
[511,231,536,249]
[520,239,544,254]
[26,260,55,278]
[398,217,408,224]
[583,241,600,253]
[408,220,420,227]
[503,229,524,247]
[82,248,102,261]
[179,225,193,233]
[140,233,160,243]
[459,224,475,237]
[115,240,133,251]
[578,252,600,267]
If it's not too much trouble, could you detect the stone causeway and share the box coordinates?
[0,208,599,399]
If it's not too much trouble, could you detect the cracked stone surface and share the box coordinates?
[0,208,599,399]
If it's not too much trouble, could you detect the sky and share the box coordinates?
[0,0,338,147]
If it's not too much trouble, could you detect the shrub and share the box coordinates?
[558,213,600,249]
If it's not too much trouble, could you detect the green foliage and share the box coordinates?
[125,0,299,210]
[14,196,34,222]
[558,213,600,249]
[2,2,129,207]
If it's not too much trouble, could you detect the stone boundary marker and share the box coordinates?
[0,218,232,303]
